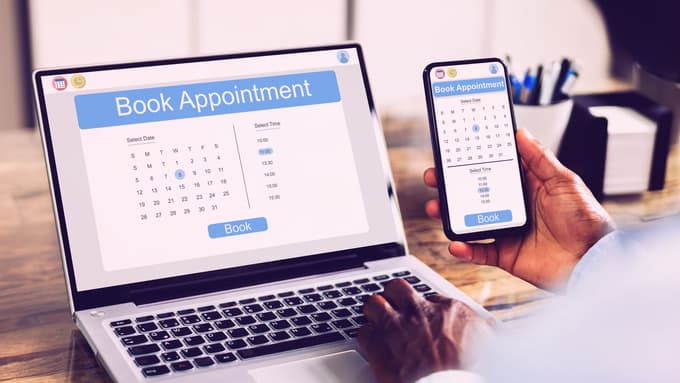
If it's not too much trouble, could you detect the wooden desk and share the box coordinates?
[0,120,677,381]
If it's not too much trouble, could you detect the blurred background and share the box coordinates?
[1,0,678,131]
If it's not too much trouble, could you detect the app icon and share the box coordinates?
[71,74,86,89]
[489,63,498,74]
[52,76,67,91]
[337,50,349,64]
[435,69,445,79]
[447,67,457,78]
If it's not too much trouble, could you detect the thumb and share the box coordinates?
[516,128,568,182]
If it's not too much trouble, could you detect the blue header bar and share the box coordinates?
[432,76,506,97]
[75,71,340,129]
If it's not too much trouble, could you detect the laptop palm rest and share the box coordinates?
[248,350,375,383]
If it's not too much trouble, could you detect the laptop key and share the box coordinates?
[197,305,215,312]
[244,304,264,314]
[323,290,342,299]
[226,339,247,349]
[161,339,183,350]
[184,335,205,346]
[170,360,193,372]
[193,323,214,333]
[227,328,248,338]
[277,291,294,298]
[263,300,284,310]
[142,365,170,377]
[237,332,344,359]
[361,283,381,292]
[414,284,432,293]
[110,319,131,327]
[236,315,256,325]
[239,298,256,305]
[318,301,338,310]
[342,287,362,295]
[194,356,214,368]
[201,311,222,321]
[219,301,237,308]
[249,324,270,334]
[353,315,368,325]
[181,347,202,358]
[159,318,180,328]
[204,343,225,354]
[352,306,364,314]
[345,328,360,338]
[311,312,332,322]
[136,315,154,323]
[128,343,160,356]
[392,271,411,277]
[134,354,160,367]
[214,319,236,329]
[373,274,389,281]
[270,331,291,342]
[161,351,180,362]
[157,312,174,319]
[149,331,170,341]
[303,294,323,303]
[284,297,304,306]
[298,304,318,314]
[335,281,351,288]
[177,308,195,315]
[277,308,297,317]
[206,331,227,342]
[137,322,158,332]
[223,308,243,317]
[248,335,269,345]
[121,334,148,346]
[216,352,237,363]
[338,297,358,307]
[181,315,201,325]
[171,327,192,337]
[332,319,354,329]
[332,309,352,318]
[257,312,277,322]
[355,294,370,303]
[290,327,312,337]
[115,326,136,336]
[404,276,421,284]
[258,294,276,301]
[311,323,333,333]
[317,285,333,291]
[291,316,312,326]
[353,278,370,284]
[270,320,291,330]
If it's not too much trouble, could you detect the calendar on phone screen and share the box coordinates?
[428,61,527,235]
[75,70,369,271]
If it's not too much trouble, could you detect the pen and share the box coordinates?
[527,64,543,105]
[551,58,572,103]
[520,67,536,104]
[504,55,522,102]
[560,62,580,96]
[539,60,561,105]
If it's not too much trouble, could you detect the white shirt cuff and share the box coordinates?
[415,370,483,383]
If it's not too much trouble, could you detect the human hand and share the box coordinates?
[358,279,495,383]
[424,128,615,291]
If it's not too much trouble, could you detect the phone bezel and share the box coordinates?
[423,57,531,242]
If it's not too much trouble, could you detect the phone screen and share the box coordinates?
[425,59,528,239]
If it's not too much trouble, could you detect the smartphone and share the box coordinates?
[423,58,530,242]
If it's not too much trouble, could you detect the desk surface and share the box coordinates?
[0,122,678,381]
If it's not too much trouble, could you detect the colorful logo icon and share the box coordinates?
[337,50,349,64]
[52,76,67,91]
[489,63,498,74]
[434,69,445,79]
[447,67,457,78]
[71,74,86,89]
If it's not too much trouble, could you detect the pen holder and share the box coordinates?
[513,99,574,154]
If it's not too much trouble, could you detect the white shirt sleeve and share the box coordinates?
[415,370,483,383]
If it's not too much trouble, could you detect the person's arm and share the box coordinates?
[415,370,483,383]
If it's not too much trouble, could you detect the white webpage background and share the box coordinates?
[431,63,526,234]
[80,103,368,271]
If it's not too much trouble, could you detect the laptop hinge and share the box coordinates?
[130,253,365,306]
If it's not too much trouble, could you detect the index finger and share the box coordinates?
[363,293,397,325]
[382,278,426,314]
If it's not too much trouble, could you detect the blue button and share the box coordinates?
[175,169,185,180]
[464,210,512,227]
[208,217,268,239]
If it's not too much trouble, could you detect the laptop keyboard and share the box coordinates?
[109,270,436,378]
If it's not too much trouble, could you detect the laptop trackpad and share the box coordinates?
[248,350,376,383]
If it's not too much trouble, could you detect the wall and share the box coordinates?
[0,0,23,131]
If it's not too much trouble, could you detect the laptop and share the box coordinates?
[33,43,489,382]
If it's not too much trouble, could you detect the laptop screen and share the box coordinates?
[36,46,403,292]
